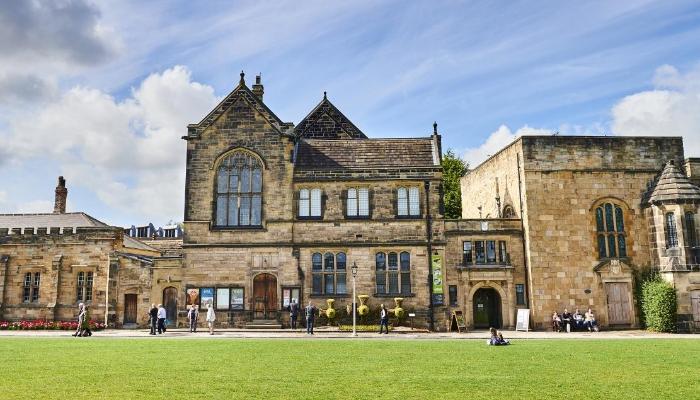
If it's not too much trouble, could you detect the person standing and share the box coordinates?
[157,304,167,334]
[379,304,389,334]
[79,304,93,337]
[206,304,216,335]
[305,301,317,335]
[148,304,158,335]
[187,305,199,333]
[72,303,85,337]
[289,299,299,330]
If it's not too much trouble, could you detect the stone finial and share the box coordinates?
[239,71,245,85]
[323,91,327,100]
[53,176,67,214]
[433,121,438,135]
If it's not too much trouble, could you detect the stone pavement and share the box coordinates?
[0,327,697,340]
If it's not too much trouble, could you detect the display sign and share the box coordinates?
[186,288,199,307]
[452,310,467,333]
[432,255,444,305]
[283,289,291,308]
[216,288,230,310]
[231,288,244,310]
[200,288,214,308]
[516,308,530,332]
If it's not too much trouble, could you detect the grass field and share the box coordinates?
[1,338,698,399]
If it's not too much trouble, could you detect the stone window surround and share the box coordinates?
[461,239,509,266]
[591,197,631,260]
[374,251,412,296]
[75,268,96,304]
[311,252,347,296]
[211,147,266,229]
[344,187,371,219]
[19,268,42,304]
[396,186,422,219]
[297,187,324,220]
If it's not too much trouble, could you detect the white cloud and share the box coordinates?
[15,200,54,214]
[462,125,552,167]
[612,64,700,156]
[1,66,219,223]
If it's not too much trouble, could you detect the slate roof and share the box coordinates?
[294,96,367,139]
[647,160,700,204]
[295,138,439,170]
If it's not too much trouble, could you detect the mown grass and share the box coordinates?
[0,338,698,399]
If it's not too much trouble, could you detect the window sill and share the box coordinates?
[458,264,513,269]
[211,225,265,231]
[310,294,351,298]
[296,216,323,221]
[344,216,371,220]
[395,215,422,220]
[373,293,415,298]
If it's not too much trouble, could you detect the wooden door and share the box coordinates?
[163,287,178,327]
[124,294,137,324]
[691,291,700,322]
[606,282,631,325]
[253,273,277,319]
[473,288,501,329]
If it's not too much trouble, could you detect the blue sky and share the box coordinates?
[1,0,699,227]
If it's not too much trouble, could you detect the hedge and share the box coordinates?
[640,278,677,332]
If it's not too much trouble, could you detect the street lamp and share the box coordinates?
[351,261,358,337]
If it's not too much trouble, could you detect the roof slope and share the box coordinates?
[295,138,438,170]
[647,160,700,204]
[0,212,107,228]
[294,95,367,139]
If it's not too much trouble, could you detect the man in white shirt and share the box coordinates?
[157,304,167,334]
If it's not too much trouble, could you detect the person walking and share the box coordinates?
[379,304,389,334]
[206,304,216,335]
[305,301,317,335]
[148,304,158,335]
[79,304,93,337]
[187,305,199,333]
[157,304,167,334]
[289,299,299,330]
[72,303,84,337]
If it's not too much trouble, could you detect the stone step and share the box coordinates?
[251,319,280,325]
[246,323,283,329]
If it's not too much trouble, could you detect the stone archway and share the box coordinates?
[472,288,502,329]
[466,281,512,329]
[162,287,178,327]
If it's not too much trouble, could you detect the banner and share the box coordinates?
[432,255,444,305]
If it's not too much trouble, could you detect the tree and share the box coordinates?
[442,149,468,219]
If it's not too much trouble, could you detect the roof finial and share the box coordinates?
[323,91,327,100]
[433,121,438,135]
[239,70,245,85]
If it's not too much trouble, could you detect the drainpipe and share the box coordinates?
[425,180,435,331]
[516,153,532,324]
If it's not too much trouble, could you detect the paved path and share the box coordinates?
[0,328,697,340]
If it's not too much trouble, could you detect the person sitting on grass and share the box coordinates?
[552,311,561,332]
[584,308,599,332]
[573,308,584,331]
[496,330,510,345]
[487,327,509,345]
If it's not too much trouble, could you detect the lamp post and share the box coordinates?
[351,261,358,337]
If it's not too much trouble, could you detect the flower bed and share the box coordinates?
[338,324,393,332]
[0,320,106,331]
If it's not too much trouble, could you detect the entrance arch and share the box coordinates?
[162,287,178,327]
[473,288,502,329]
[253,273,278,319]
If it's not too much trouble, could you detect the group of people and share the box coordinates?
[148,304,167,335]
[289,300,392,335]
[552,308,599,332]
[185,304,216,335]
[146,303,216,335]
[71,302,92,337]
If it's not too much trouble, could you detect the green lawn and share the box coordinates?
[1,338,698,399]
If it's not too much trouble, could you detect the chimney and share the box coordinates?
[53,176,67,214]
[252,74,264,100]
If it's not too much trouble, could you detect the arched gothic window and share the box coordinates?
[215,151,263,227]
[502,205,516,218]
[595,202,627,259]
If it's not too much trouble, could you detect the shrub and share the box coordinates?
[640,278,677,332]
[338,325,393,332]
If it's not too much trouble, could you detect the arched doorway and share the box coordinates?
[473,288,502,329]
[253,273,278,319]
[162,287,178,327]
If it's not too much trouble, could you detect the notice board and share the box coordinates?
[451,310,467,333]
[515,308,530,332]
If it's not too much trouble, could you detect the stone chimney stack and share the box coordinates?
[252,74,264,100]
[53,176,67,214]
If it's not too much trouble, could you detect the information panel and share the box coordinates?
[515,308,530,332]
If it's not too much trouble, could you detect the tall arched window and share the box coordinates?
[595,202,627,259]
[215,151,263,227]
[376,251,411,295]
[665,212,678,248]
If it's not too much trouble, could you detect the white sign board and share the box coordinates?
[515,308,530,332]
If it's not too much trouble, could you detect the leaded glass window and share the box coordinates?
[595,202,627,259]
[215,151,263,226]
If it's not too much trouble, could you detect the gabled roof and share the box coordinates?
[295,138,438,170]
[294,94,367,139]
[646,160,700,205]
[187,72,290,136]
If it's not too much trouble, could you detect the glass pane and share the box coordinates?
[376,272,386,294]
[666,213,678,248]
[615,206,624,232]
[618,235,627,257]
[337,273,347,294]
[596,207,604,232]
[252,168,262,192]
[397,188,408,216]
[310,189,322,217]
[240,196,251,225]
[607,234,617,257]
[401,272,411,294]
[299,195,310,217]
[400,252,410,271]
[597,234,607,258]
[324,274,335,294]
[375,253,386,270]
[251,195,261,225]
[409,187,420,215]
[217,167,228,193]
[241,166,250,193]
[228,195,239,226]
[388,252,398,270]
[388,272,399,293]
[312,274,322,294]
[231,288,244,310]
[486,241,496,263]
[23,287,30,302]
[347,189,357,216]
[336,253,346,270]
[229,173,239,194]
[463,242,472,264]
[216,195,228,225]
[499,241,507,263]
[358,188,369,216]
[312,253,322,271]
[686,212,698,247]
[605,203,614,232]
[324,253,334,270]
[24,273,31,286]
[475,241,485,264]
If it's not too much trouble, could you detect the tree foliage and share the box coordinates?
[442,149,468,219]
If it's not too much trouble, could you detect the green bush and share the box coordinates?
[338,325,393,332]
[641,278,677,332]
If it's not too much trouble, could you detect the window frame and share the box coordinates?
[396,186,421,218]
[22,272,40,304]
[311,252,347,295]
[213,150,264,228]
[76,271,94,303]
[375,251,412,295]
[448,285,458,307]
[515,284,526,306]
[298,188,323,220]
[595,202,627,259]
[665,212,678,249]
[345,187,370,219]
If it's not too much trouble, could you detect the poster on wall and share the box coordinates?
[283,289,291,308]
[216,288,230,310]
[231,288,244,310]
[200,288,214,308]
[186,288,200,307]
[432,255,444,305]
